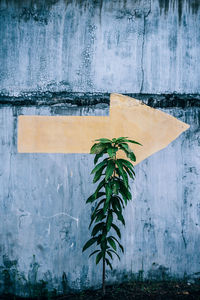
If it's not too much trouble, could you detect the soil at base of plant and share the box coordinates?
[0,281,200,300]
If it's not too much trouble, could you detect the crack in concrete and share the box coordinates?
[181,229,187,249]
[140,0,151,93]
[181,218,187,250]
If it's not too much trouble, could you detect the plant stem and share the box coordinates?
[102,255,106,296]
[113,153,116,178]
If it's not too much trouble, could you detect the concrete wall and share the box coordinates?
[0,0,200,95]
[0,0,200,297]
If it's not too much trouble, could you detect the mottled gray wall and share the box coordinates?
[0,0,200,95]
[0,0,200,297]
[0,104,200,296]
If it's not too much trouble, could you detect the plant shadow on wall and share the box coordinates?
[82,137,142,296]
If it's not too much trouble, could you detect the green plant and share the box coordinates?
[82,137,141,295]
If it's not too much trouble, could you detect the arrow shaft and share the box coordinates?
[18,116,114,153]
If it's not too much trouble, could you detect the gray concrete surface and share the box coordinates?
[0,104,200,296]
[0,0,200,96]
[0,0,200,296]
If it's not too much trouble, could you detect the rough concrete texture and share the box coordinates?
[0,0,200,96]
[0,104,200,296]
[1,92,200,108]
[0,0,200,297]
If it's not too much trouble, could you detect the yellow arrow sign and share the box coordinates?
[18,93,190,164]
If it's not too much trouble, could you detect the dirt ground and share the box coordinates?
[1,281,200,300]
[58,281,200,300]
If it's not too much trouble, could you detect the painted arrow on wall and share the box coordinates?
[18,93,190,164]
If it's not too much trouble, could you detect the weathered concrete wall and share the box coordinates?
[0,103,200,296]
[0,0,200,95]
[0,0,200,297]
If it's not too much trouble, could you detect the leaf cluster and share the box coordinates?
[83,137,141,270]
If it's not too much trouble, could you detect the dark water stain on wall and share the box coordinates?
[158,0,182,25]
[0,0,59,9]
[190,0,200,14]
[0,0,59,24]
[158,0,200,25]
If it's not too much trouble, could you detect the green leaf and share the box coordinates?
[118,196,125,208]
[97,235,102,245]
[91,208,101,220]
[111,197,120,212]
[107,147,118,158]
[123,164,134,179]
[105,160,115,181]
[95,138,112,144]
[118,191,127,205]
[94,152,105,164]
[89,206,105,228]
[128,151,136,162]
[86,192,105,203]
[112,181,120,195]
[119,180,132,202]
[95,211,106,223]
[103,201,109,214]
[113,209,125,226]
[91,159,108,174]
[90,143,108,154]
[118,212,125,226]
[119,144,136,162]
[106,211,113,232]
[111,223,121,239]
[115,137,128,143]
[105,184,112,202]
[104,184,112,213]
[112,202,119,214]
[96,252,103,264]
[89,205,106,228]
[100,234,107,251]
[107,251,113,260]
[105,258,113,270]
[116,160,128,188]
[94,179,106,196]
[127,139,142,146]
[111,196,122,212]
[89,250,100,258]
[118,143,130,152]
[110,236,124,253]
[93,165,106,183]
[92,199,105,214]
[109,249,121,260]
[92,222,105,236]
[118,159,134,171]
[82,237,97,252]
[107,237,117,251]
